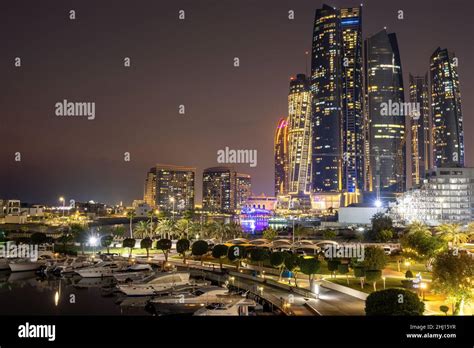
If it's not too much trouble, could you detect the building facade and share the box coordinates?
[274,118,289,196]
[391,167,474,225]
[287,74,312,194]
[364,29,406,199]
[143,164,195,212]
[202,167,237,213]
[236,173,252,209]
[409,73,431,186]
[430,48,464,168]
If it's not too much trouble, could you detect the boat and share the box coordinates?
[193,298,257,316]
[8,258,48,272]
[0,258,10,271]
[53,256,97,275]
[117,272,191,296]
[75,261,129,278]
[113,264,154,283]
[146,286,241,315]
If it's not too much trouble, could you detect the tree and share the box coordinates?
[248,247,270,269]
[211,244,229,270]
[362,246,387,271]
[176,239,191,264]
[192,240,209,265]
[262,228,278,241]
[337,263,350,285]
[406,221,432,237]
[435,223,471,248]
[111,225,126,239]
[31,232,47,245]
[56,233,73,253]
[366,213,393,241]
[155,219,175,239]
[376,229,393,242]
[299,257,321,290]
[439,305,449,316]
[322,229,337,240]
[126,210,135,238]
[270,251,287,281]
[431,251,473,315]
[365,288,425,315]
[284,253,300,287]
[294,225,309,241]
[327,259,341,278]
[134,221,150,239]
[156,238,172,264]
[140,237,153,258]
[365,270,382,291]
[101,235,114,254]
[401,230,445,261]
[353,265,366,288]
[122,238,136,258]
[227,245,247,271]
[70,224,88,255]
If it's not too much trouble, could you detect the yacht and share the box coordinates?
[0,258,10,271]
[193,298,257,316]
[53,256,98,275]
[146,286,241,315]
[117,272,191,296]
[76,261,129,278]
[8,257,49,272]
[113,264,153,283]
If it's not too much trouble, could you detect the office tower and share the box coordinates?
[236,173,252,209]
[202,167,236,213]
[310,4,343,193]
[409,73,431,186]
[310,5,363,201]
[288,74,312,194]
[143,164,195,212]
[274,118,289,195]
[340,7,364,198]
[364,29,406,199]
[430,48,464,168]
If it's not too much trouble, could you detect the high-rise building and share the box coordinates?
[143,164,195,212]
[430,48,464,168]
[364,29,406,199]
[340,7,364,197]
[310,4,343,193]
[202,167,236,213]
[409,73,431,186]
[274,118,289,195]
[236,173,252,209]
[287,74,312,194]
[310,5,363,202]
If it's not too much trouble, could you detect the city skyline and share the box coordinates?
[1,0,473,206]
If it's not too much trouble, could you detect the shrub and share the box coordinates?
[365,288,425,315]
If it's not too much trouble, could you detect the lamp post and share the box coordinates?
[382,276,386,289]
[420,282,427,301]
[59,197,65,217]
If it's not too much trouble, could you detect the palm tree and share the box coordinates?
[134,221,149,239]
[208,221,229,243]
[126,210,135,238]
[147,209,157,235]
[227,222,243,240]
[155,219,175,239]
[435,223,471,247]
[406,221,432,236]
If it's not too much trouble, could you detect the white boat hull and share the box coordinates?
[0,259,10,270]
[118,281,190,296]
[9,261,43,272]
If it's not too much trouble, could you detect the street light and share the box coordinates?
[404,260,411,270]
[59,197,65,217]
[382,276,386,289]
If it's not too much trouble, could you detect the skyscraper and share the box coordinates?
[409,73,431,186]
[310,5,363,202]
[310,4,343,193]
[364,29,406,199]
[274,118,289,196]
[202,167,236,213]
[143,164,195,212]
[430,48,464,168]
[236,173,252,209]
[288,74,312,194]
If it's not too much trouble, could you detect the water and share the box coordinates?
[0,270,149,315]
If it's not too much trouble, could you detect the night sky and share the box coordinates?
[0,0,472,206]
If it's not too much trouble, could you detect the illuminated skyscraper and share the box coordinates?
[144,164,195,212]
[310,5,363,201]
[430,48,464,168]
[364,29,406,198]
[274,118,289,195]
[310,4,343,193]
[236,173,252,209]
[409,73,431,186]
[288,74,312,194]
[202,167,236,213]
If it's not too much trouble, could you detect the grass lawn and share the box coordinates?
[328,276,410,294]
